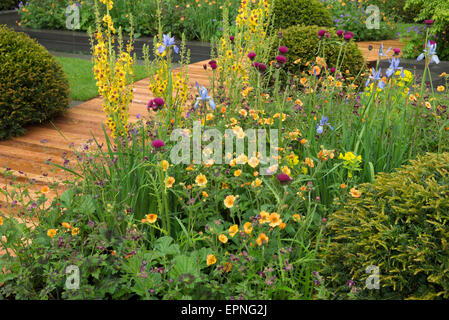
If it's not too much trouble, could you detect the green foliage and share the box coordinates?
[278,25,365,78]
[405,0,449,60]
[320,152,449,299]
[18,0,240,42]
[0,0,19,10]
[0,25,69,140]
[271,0,333,30]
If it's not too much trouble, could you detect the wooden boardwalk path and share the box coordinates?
[0,39,404,214]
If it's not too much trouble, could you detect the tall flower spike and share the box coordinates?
[194,82,216,110]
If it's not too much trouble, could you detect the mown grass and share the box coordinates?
[55,56,148,101]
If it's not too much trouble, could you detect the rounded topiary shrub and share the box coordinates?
[278,25,365,79]
[320,152,449,300]
[0,25,69,140]
[271,0,333,30]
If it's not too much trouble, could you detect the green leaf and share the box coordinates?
[60,188,76,209]
[154,236,180,256]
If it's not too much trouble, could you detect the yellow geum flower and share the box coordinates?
[207,254,217,266]
[195,174,208,187]
[248,156,259,168]
[0,216,3,226]
[71,228,80,236]
[166,176,175,188]
[259,210,270,224]
[218,234,229,244]
[437,86,445,92]
[281,166,291,175]
[234,169,242,177]
[144,214,158,224]
[243,222,253,235]
[47,229,57,238]
[268,212,282,228]
[61,222,72,229]
[228,224,239,237]
[224,195,236,208]
[256,233,269,246]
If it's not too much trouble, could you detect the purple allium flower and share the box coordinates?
[275,55,287,64]
[278,46,289,54]
[318,29,326,38]
[248,52,257,60]
[277,173,292,184]
[151,139,165,148]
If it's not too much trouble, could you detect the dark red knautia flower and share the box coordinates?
[277,173,292,185]
[254,62,267,72]
[278,46,289,54]
[343,31,354,41]
[230,35,235,42]
[424,20,434,26]
[336,29,344,37]
[275,55,287,64]
[147,98,165,111]
[330,67,336,73]
[152,139,165,149]
[393,48,401,55]
[318,29,326,38]
[208,60,217,70]
[248,52,257,60]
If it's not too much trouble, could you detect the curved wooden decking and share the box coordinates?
[0,40,404,214]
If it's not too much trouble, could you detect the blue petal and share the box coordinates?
[378,80,386,89]
[431,55,440,64]
[194,98,200,109]
[417,53,425,61]
[173,45,179,54]
[196,81,200,93]
[158,45,166,54]
[386,68,393,78]
[316,125,323,135]
[209,98,216,110]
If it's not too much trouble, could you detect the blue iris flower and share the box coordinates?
[386,57,405,78]
[194,82,216,110]
[365,67,382,87]
[316,115,334,135]
[158,34,179,55]
[378,43,391,59]
[417,41,440,64]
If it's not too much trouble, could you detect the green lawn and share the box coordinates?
[55,56,148,101]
